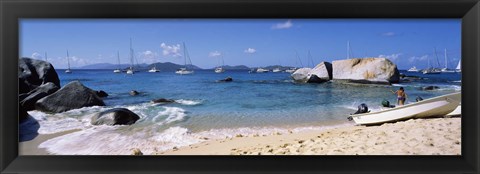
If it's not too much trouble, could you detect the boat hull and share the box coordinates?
[176,70,194,75]
[351,92,461,125]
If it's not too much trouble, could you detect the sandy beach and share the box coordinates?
[19,117,460,155]
[162,117,461,155]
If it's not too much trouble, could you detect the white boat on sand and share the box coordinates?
[349,92,461,125]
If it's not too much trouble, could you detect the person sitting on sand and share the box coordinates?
[391,87,407,105]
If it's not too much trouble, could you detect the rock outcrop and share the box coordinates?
[151,98,175,104]
[91,108,140,126]
[19,82,59,111]
[291,68,312,83]
[19,58,60,94]
[291,62,333,83]
[35,81,105,113]
[308,62,332,83]
[332,58,399,84]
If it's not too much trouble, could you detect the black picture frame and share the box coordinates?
[1,0,479,173]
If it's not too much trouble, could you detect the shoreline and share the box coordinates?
[20,117,460,155]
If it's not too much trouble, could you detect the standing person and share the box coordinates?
[391,87,407,105]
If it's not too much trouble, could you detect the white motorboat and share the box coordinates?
[407,66,419,72]
[349,92,461,125]
[256,68,269,73]
[148,66,160,72]
[285,68,296,73]
[272,68,281,72]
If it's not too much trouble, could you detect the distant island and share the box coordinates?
[76,62,294,71]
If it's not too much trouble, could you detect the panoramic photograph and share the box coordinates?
[18,19,461,155]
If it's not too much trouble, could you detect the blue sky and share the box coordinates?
[20,19,461,69]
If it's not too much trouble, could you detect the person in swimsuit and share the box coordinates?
[391,87,407,105]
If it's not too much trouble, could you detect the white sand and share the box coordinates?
[162,117,461,155]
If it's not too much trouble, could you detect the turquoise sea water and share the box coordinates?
[23,69,461,155]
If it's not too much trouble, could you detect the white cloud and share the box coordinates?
[139,50,159,64]
[382,32,396,37]
[209,51,222,57]
[272,20,293,29]
[244,48,257,54]
[408,55,429,63]
[378,53,402,61]
[160,43,182,57]
[31,52,43,59]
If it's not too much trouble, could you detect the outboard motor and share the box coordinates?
[381,99,390,107]
[416,96,423,102]
[354,103,369,114]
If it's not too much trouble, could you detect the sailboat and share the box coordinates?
[441,48,455,73]
[126,39,134,75]
[456,59,461,73]
[422,48,441,74]
[113,51,121,73]
[65,50,72,74]
[148,52,160,73]
[175,42,194,75]
[214,55,225,73]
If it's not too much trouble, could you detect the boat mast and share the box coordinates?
[308,50,314,68]
[129,38,133,71]
[434,47,440,68]
[444,48,448,69]
[295,50,303,67]
[45,52,48,62]
[183,42,187,69]
[117,51,121,70]
[66,50,70,70]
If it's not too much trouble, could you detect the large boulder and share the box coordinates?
[35,81,105,113]
[308,62,332,83]
[332,58,400,84]
[91,108,140,126]
[19,82,60,111]
[19,58,60,94]
[291,68,312,83]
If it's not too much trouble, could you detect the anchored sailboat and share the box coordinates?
[65,50,72,74]
[422,48,441,74]
[175,42,194,75]
[441,48,455,73]
[456,59,461,73]
[113,51,121,73]
[214,55,225,73]
[148,51,160,73]
[126,38,134,75]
